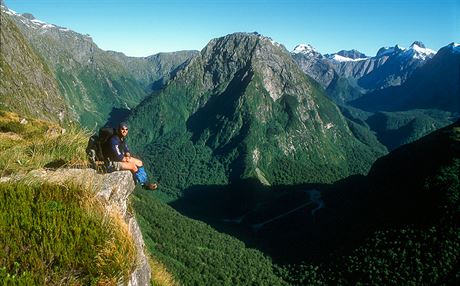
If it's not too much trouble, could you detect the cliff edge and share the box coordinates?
[6,168,151,285]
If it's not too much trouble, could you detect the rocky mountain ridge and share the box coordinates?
[0,10,67,122]
[351,42,460,113]
[1,3,197,127]
[292,40,436,92]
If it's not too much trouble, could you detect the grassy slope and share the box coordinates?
[0,13,67,123]
[0,111,176,285]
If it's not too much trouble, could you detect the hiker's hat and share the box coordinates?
[118,122,129,130]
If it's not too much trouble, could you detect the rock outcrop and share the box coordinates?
[13,168,151,286]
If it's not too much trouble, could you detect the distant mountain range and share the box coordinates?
[351,43,460,113]
[291,39,459,153]
[1,4,197,127]
[292,40,436,93]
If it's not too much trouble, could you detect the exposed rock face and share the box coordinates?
[22,168,151,286]
[291,44,337,89]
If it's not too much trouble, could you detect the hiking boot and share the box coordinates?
[143,183,158,191]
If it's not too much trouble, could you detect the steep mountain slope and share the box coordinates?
[133,189,287,285]
[139,120,459,285]
[126,33,385,197]
[351,43,460,114]
[0,11,67,123]
[2,4,197,127]
[228,120,459,284]
[290,44,337,89]
[319,121,459,284]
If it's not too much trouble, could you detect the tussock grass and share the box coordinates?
[148,255,179,286]
[0,181,137,285]
[0,111,177,285]
[0,111,89,176]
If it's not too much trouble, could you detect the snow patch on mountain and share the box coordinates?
[30,18,56,29]
[376,42,435,60]
[329,54,368,62]
[2,5,64,31]
[1,5,24,21]
[450,43,460,54]
[376,46,403,57]
[403,42,435,60]
[292,44,318,55]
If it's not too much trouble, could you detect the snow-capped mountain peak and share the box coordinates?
[2,5,62,31]
[404,41,435,60]
[410,41,426,49]
[328,54,368,62]
[325,49,368,62]
[376,45,405,57]
[292,44,318,55]
[376,42,435,60]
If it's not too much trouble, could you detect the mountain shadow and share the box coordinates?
[104,107,131,128]
[169,177,370,264]
[170,120,460,273]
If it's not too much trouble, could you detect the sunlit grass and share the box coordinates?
[0,110,178,285]
[149,255,179,286]
[0,111,89,175]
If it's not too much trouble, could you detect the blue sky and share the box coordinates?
[4,0,459,57]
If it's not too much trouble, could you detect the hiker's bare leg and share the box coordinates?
[126,157,143,167]
[120,161,138,172]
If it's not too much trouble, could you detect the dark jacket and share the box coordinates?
[107,134,130,162]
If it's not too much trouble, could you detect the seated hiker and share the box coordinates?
[107,122,158,190]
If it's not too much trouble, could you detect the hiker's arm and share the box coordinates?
[123,143,130,155]
[110,138,125,161]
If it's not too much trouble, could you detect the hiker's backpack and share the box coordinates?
[86,127,116,170]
